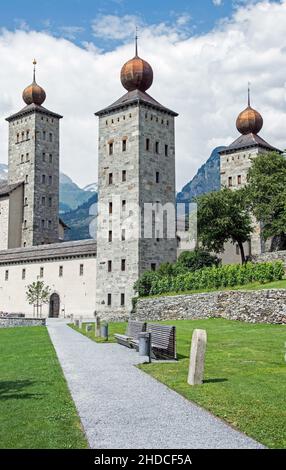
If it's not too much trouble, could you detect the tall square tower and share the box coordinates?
[95,45,178,316]
[6,62,62,247]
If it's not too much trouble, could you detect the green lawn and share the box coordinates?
[0,326,88,449]
[138,319,286,449]
[144,278,286,299]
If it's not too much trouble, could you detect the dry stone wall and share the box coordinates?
[0,317,46,328]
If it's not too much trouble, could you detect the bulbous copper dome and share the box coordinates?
[236,105,263,135]
[121,43,153,92]
[22,60,46,106]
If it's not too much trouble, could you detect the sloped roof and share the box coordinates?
[6,103,63,122]
[95,89,178,117]
[220,133,282,155]
[0,181,24,197]
[0,239,97,265]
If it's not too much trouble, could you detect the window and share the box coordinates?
[108,230,112,242]
[228,176,233,187]
[122,139,127,152]
[43,131,46,140]
[156,172,160,183]
[48,197,52,208]
[108,260,112,272]
[107,293,112,306]
[49,133,53,142]
[155,141,159,154]
[109,202,113,215]
[21,154,24,163]
[25,175,28,184]
[42,174,46,184]
[80,264,84,276]
[49,154,53,163]
[59,266,63,277]
[42,196,46,206]
[43,153,46,162]
[121,259,126,271]
[121,229,126,241]
[122,200,126,211]
[26,130,30,140]
[121,293,125,307]
[238,175,242,185]
[41,219,45,229]
[22,269,26,280]
[23,242,26,247]
[109,142,113,155]
[26,153,29,162]
[21,132,24,141]
[48,220,52,229]
[24,220,27,229]
[165,144,168,157]
[49,176,52,185]
[24,197,28,206]
[5,270,9,281]
[151,263,156,272]
[146,138,150,151]
[122,170,126,182]
[16,133,19,143]
[109,173,113,185]
[40,267,44,278]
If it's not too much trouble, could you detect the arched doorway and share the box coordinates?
[49,293,60,318]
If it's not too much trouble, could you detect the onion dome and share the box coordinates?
[22,59,46,106]
[120,35,153,92]
[236,84,263,135]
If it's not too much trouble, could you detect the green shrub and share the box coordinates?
[134,261,284,297]
[178,249,220,271]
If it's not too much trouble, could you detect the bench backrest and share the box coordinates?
[147,324,177,359]
[126,320,147,339]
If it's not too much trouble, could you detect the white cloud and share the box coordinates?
[213,0,223,6]
[58,26,85,40]
[0,1,286,191]
[91,14,140,40]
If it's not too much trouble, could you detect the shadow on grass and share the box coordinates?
[203,378,228,384]
[0,380,44,400]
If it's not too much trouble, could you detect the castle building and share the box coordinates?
[0,47,178,319]
[219,87,282,263]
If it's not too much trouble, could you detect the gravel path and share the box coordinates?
[47,319,264,449]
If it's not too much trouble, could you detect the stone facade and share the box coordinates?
[0,317,46,328]
[7,108,62,247]
[134,289,286,324]
[0,195,9,250]
[95,99,177,315]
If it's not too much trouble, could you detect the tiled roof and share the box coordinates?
[0,181,24,197]
[0,239,97,265]
[95,89,178,117]
[6,103,63,122]
[220,133,282,155]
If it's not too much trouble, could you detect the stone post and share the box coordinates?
[188,329,207,386]
[96,317,101,337]
[79,316,83,329]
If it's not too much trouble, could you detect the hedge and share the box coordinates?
[135,261,284,297]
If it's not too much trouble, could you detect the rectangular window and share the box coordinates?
[165,144,168,157]
[41,219,45,229]
[155,141,159,154]
[238,175,242,185]
[21,154,24,163]
[236,244,240,255]
[122,170,126,182]
[42,174,46,184]
[26,131,30,140]
[121,229,126,241]
[108,260,112,272]
[109,173,113,185]
[25,175,28,184]
[109,202,113,215]
[48,220,52,229]
[59,266,63,277]
[109,142,113,155]
[48,197,52,208]
[5,270,8,281]
[121,259,126,271]
[22,269,26,280]
[122,200,126,211]
[24,197,28,206]
[80,264,84,276]
[49,133,53,142]
[228,176,233,187]
[108,230,112,242]
[121,293,125,307]
[43,153,46,162]
[151,263,156,272]
[49,176,52,185]
[24,220,27,229]
[107,293,112,306]
[26,153,29,162]
[49,154,53,163]
[42,196,46,206]
[43,131,46,140]
[156,172,160,183]
[146,138,150,151]
[122,139,127,152]
[40,267,44,278]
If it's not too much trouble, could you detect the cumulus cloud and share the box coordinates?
[0,1,286,191]
[213,0,223,6]
[91,14,140,40]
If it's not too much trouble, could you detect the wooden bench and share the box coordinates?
[114,320,147,348]
[131,324,177,360]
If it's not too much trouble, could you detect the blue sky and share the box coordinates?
[2,0,255,50]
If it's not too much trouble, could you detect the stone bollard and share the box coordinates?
[70,314,74,323]
[79,316,83,329]
[96,316,101,337]
[188,329,207,386]
[86,323,92,333]
[75,319,79,327]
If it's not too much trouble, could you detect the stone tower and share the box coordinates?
[219,86,282,262]
[6,61,62,247]
[95,40,178,316]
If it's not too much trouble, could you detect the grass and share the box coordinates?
[69,322,126,343]
[0,326,88,449]
[143,278,286,299]
[137,318,286,449]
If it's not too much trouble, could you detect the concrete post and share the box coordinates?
[96,317,101,337]
[188,329,207,386]
[79,316,83,329]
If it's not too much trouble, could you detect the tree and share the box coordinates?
[178,249,220,271]
[197,188,253,264]
[246,151,286,250]
[26,281,51,318]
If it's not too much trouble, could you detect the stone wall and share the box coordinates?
[252,251,286,268]
[133,289,286,324]
[0,317,46,328]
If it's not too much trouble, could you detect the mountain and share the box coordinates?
[0,163,8,181]
[83,182,98,192]
[61,193,98,241]
[59,173,94,211]
[176,146,225,204]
